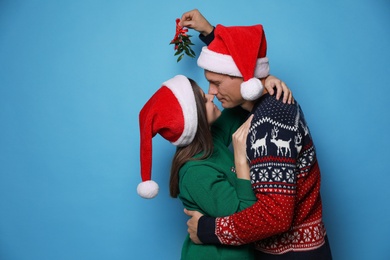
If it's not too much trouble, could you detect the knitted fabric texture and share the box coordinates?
[212,95,327,254]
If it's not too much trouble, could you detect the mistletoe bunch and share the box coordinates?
[170,18,195,62]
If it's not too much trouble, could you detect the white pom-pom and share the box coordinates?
[137,180,159,199]
[240,78,264,101]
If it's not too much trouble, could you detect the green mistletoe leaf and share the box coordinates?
[177,54,184,62]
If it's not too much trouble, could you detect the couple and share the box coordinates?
[138,9,332,260]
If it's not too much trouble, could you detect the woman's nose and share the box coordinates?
[205,94,214,101]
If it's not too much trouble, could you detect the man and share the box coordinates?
[180,9,332,259]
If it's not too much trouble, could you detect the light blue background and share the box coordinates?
[1,1,389,259]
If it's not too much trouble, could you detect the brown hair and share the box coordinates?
[169,79,213,197]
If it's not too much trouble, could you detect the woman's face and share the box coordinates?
[203,91,221,125]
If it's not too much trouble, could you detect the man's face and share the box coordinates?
[204,70,244,109]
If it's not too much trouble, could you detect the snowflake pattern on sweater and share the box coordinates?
[214,94,327,254]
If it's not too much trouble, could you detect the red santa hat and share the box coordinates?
[197,24,269,101]
[138,75,198,199]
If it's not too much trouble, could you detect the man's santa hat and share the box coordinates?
[138,75,198,199]
[197,24,269,101]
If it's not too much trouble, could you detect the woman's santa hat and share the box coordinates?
[197,24,269,101]
[138,75,197,199]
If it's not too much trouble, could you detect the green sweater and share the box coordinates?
[178,107,256,260]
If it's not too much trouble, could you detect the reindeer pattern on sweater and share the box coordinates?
[214,93,327,254]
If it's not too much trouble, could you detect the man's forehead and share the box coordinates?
[205,71,226,82]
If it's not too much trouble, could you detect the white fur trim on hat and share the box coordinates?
[137,180,159,199]
[163,75,198,147]
[241,78,264,101]
[197,47,270,79]
[197,47,241,77]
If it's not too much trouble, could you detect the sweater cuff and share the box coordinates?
[199,27,215,46]
[197,216,220,244]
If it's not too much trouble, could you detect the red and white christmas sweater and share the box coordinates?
[197,94,328,255]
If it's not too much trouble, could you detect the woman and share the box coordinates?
[138,75,292,259]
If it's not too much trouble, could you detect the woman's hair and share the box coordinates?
[169,78,214,198]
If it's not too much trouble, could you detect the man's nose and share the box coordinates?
[208,85,218,95]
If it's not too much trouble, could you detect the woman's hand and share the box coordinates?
[232,115,253,180]
[184,208,203,244]
[264,75,294,104]
[179,9,213,36]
